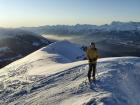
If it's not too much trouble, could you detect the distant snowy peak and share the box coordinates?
[41,40,85,62]
[99,21,140,31]
[109,21,140,31]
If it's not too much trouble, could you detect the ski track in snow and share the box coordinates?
[0,57,140,105]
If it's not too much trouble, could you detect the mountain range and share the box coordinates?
[20,21,140,58]
[20,21,140,34]
[0,21,140,68]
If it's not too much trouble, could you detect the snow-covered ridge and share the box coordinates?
[0,40,140,105]
[1,40,85,76]
[1,57,140,105]
[41,40,85,61]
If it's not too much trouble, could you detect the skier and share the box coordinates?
[86,42,99,83]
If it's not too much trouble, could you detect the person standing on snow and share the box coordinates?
[86,42,99,82]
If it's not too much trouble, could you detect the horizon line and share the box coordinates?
[0,20,140,28]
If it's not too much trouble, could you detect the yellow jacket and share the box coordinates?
[86,47,99,61]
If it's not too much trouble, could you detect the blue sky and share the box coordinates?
[0,0,140,27]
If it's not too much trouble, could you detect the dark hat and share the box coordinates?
[90,42,95,45]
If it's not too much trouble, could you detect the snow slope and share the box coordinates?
[0,40,85,76]
[0,40,140,105]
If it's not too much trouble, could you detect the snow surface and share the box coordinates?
[0,40,140,105]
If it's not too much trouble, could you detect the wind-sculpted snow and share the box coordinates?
[42,40,85,61]
[0,57,140,105]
